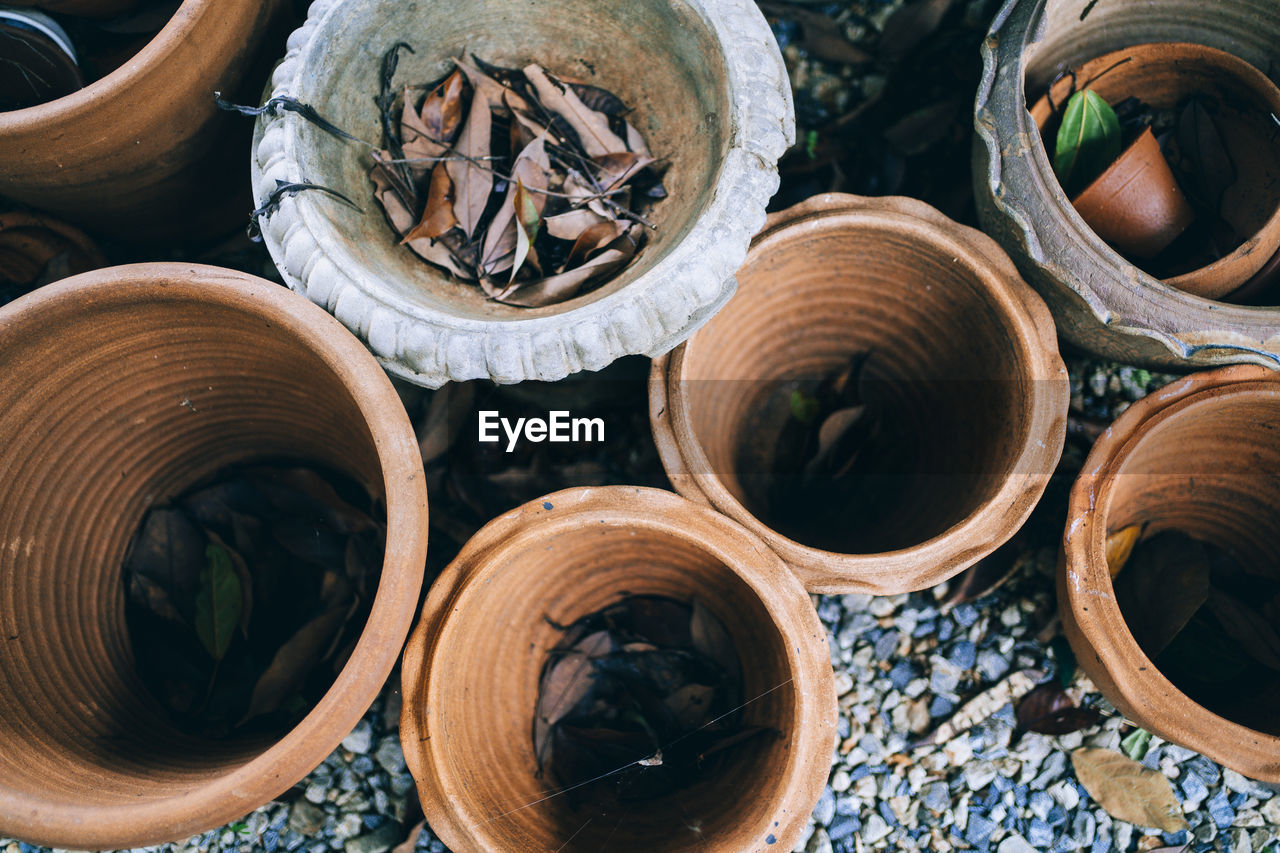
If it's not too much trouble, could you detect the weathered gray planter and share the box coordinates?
[974,0,1280,370]
[252,0,792,386]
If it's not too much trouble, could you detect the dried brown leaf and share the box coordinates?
[565,220,627,269]
[665,683,716,729]
[1070,747,1189,832]
[391,822,424,853]
[453,55,529,116]
[241,607,347,724]
[400,87,447,181]
[1015,681,1100,735]
[1205,588,1280,671]
[370,156,417,235]
[420,70,465,142]
[445,87,493,238]
[544,208,609,240]
[593,151,655,191]
[523,63,628,157]
[495,223,638,307]
[690,598,738,680]
[510,179,541,280]
[479,135,551,277]
[1113,532,1210,658]
[128,573,184,625]
[1106,524,1143,578]
[403,162,458,243]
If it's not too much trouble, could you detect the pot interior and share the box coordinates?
[675,215,1032,554]
[0,283,386,816]
[1102,387,1280,734]
[289,0,731,320]
[426,521,796,851]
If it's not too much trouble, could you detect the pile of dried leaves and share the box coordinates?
[1108,526,1280,727]
[369,48,665,308]
[761,351,892,544]
[533,596,772,802]
[123,464,383,736]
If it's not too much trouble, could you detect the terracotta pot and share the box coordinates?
[251,0,793,386]
[0,210,105,292]
[0,263,429,848]
[400,486,836,852]
[0,0,289,243]
[976,1,1280,369]
[1069,127,1195,262]
[1061,365,1280,781]
[649,194,1069,593]
[1027,42,1280,301]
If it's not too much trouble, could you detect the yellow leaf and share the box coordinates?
[1106,524,1143,578]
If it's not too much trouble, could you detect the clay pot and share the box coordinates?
[400,487,836,852]
[1061,365,1280,781]
[0,263,429,848]
[650,194,1069,593]
[975,1,1280,368]
[0,0,289,243]
[251,0,793,386]
[0,210,105,292]
[1027,42,1280,301]
[1069,127,1195,262]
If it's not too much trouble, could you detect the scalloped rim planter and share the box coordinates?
[975,0,1280,369]
[251,0,794,387]
[650,193,1069,594]
[400,486,836,853]
[0,0,287,242]
[0,263,429,849]
[1060,364,1280,782]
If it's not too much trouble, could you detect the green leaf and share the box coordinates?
[1121,727,1151,761]
[195,544,243,662]
[790,389,820,424]
[1054,89,1122,197]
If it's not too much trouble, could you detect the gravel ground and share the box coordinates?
[6,359,1280,853]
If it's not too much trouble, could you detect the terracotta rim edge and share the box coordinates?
[0,263,429,847]
[400,486,837,853]
[1061,363,1280,781]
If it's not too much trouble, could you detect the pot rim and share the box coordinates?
[0,209,107,268]
[0,0,201,129]
[651,193,1068,594]
[251,0,794,387]
[976,0,1280,368]
[400,485,837,853]
[1061,363,1280,781]
[0,263,429,849]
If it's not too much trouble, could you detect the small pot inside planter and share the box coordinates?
[650,193,1068,593]
[0,263,428,848]
[1030,42,1280,302]
[1061,365,1280,781]
[400,487,835,852]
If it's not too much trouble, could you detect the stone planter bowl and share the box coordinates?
[0,264,429,848]
[650,194,1069,593]
[252,0,793,387]
[975,0,1280,370]
[0,0,288,242]
[400,487,836,852]
[1061,365,1280,782]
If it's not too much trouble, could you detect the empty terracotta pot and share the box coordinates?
[1028,42,1280,300]
[251,0,793,386]
[976,0,1280,368]
[0,0,289,242]
[0,210,105,294]
[650,193,1069,593]
[1061,365,1280,781]
[400,486,836,852]
[0,263,429,848]
[1069,127,1195,262]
